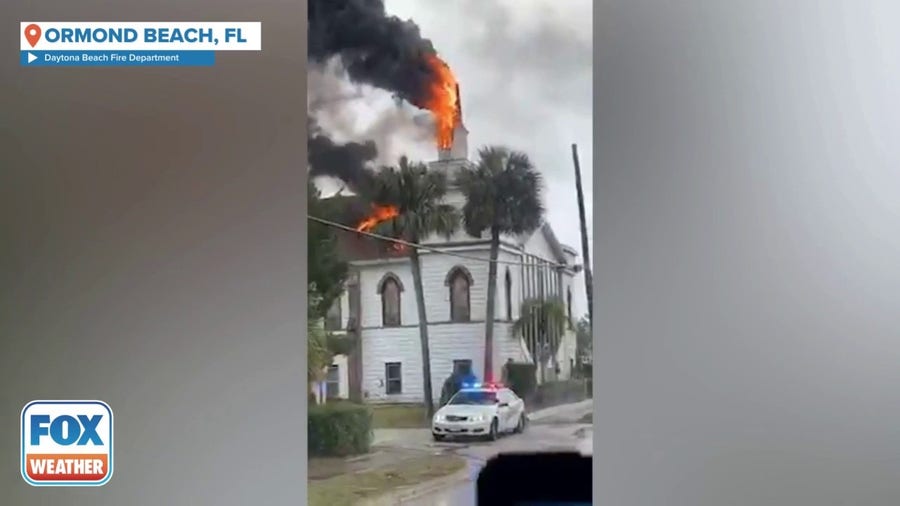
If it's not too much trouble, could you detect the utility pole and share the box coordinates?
[571,144,594,326]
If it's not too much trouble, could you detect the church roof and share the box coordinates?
[318,184,579,268]
[319,194,408,262]
[516,221,578,266]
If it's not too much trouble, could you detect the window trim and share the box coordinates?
[385,362,402,395]
[377,273,404,327]
[445,266,473,322]
[325,365,340,399]
[453,359,473,376]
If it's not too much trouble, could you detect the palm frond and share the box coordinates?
[511,298,566,335]
[364,155,461,243]
[424,204,461,239]
[510,298,569,363]
[457,144,546,238]
[369,216,405,242]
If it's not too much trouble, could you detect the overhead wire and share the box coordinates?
[307,214,572,269]
[308,213,577,368]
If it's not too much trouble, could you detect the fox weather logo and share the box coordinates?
[21,400,114,486]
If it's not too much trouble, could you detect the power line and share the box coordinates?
[308,214,570,269]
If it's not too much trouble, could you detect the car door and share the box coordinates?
[496,390,515,430]
[504,389,523,423]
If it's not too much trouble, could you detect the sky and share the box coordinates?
[310,0,594,319]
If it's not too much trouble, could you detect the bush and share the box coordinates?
[533,379,590,407]
[308,402,372,457]
[505,362,537,400]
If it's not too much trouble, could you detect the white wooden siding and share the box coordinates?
[358,262,416,328]
[356,247,524,328]
[348,212,580,403]
[361,322,519,403]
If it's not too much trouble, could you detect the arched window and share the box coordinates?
[445,266,473,322]
[505,268,513,321]
[377,273,403,327]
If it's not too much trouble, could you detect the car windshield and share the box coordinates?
[449,390,498,405]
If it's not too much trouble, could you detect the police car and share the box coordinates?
[432,382,527,441]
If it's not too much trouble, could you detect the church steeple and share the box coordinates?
[438,83,468,161]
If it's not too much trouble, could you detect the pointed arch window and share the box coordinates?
[377,273,403,327]
[445,266,473,322]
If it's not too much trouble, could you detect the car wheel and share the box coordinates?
[514,414,525,434]
[488,418,499,441]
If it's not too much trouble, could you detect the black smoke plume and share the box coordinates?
[307,0,442,193]
[308,117,378,193]
[308,0,439,107]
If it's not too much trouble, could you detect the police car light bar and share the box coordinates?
[462,382,505,390]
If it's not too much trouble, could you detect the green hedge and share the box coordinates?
[308,402,372,457]
[504,363,591,408]
[505,362,537,400]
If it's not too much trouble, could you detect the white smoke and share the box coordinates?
[308,59,436,167]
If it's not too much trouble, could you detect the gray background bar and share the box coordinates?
[1,1,308,504]
[595,1,900,505]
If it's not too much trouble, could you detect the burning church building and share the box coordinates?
[315,89,582,405]
[307,0,582,404]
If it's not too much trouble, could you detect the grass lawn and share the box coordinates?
[308,453,466,506]
[370,403,430,428]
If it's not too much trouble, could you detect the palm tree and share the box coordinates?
[456,146,545,381]
[511,298,568,382]
[368,157,460,417]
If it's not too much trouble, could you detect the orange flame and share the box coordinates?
[356,204,399,232]
[422,53,460,151]
[356,205,405,252]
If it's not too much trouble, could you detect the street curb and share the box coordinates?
[361,464,472,505]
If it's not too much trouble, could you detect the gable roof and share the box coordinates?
[320,194,579,267]
[516,221,578,266]
[320,195,408,262]
[539,222,568,264]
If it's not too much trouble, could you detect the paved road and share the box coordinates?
[398,406,593,505]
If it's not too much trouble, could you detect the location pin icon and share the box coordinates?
[25,24,41,48]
